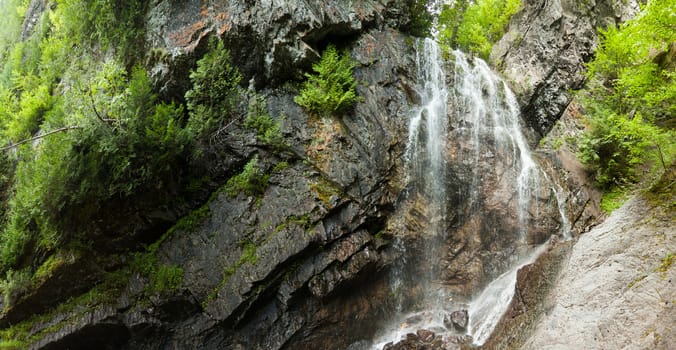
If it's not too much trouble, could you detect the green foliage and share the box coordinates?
[294,45,359,117]
[244,95,286,149]
[0,62,192,271]
[437,0,521,59]
[55,0,147,57]
[185,37,242,140]
[578,113,670,187]
[224,156,270,198]
[0,268,31,308]
[401,0,433,37]
[3,84,53,142]
[599,187,628,214]
[578,0,676,189]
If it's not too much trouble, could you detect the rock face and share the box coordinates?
[145,0,423,97]
[12,2,426,349]
[521,196,675,349]
[491,0,639,137]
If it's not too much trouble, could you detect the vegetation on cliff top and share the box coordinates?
[437,0,522,59]
[577,0,675,193]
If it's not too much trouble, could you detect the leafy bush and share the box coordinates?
[577,113,669,188]
[401,0,433,37]
[0,268,31,308]
[0,62,191,271]
[294,45,359,117]
[245,95,286,149]
[437,0,521,59]
[578,0,675,189]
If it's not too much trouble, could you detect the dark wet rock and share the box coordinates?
[444,310,468,331]
[492,0,639,137]
[535,102,604,238]
[383,329,464,350]
[417,329,435,342]
[145,0,422,97]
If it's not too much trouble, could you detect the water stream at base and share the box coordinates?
[371,40,568,348]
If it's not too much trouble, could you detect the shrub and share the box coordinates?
[401,0,433,37]
[185,37,242,140]
[577,113,668,188]
[244,95,286,149]
[0,268,32,308]
[0,62,191,271]
[578,0,675,189]
[294,45,359,117]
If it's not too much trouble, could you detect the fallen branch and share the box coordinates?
[1,126,82,151]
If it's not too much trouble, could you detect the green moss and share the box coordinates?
[272,161,290,173]
[224,156,270,198]
[130,252,183,295]
[0,267,130,347]
[162,203,210,241]
[203,239,259,308]
[656,253,674,274]
[309,178,341,207]
[274,213,313,233]
[628,274,647,289]
[0,339,25,349]
[600,187,629,214]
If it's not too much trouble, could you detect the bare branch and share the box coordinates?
[1,126,82,151]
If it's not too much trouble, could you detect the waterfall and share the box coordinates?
[451,50,545,347]
[371,41,568,349]
[452,50,540,237]
[406,38,448,227]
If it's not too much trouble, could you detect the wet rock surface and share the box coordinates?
[145,0,423,97]
[6,1,632,349]
[444,310,468,331]
[382,329,461,350]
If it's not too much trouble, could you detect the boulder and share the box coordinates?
[444,310,469,331]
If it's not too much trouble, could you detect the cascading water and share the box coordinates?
[451,50,545,345]
[372,39,568,348]
[452,50,540,238]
